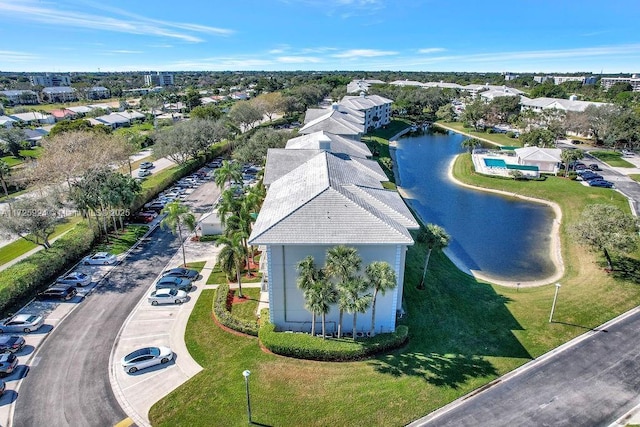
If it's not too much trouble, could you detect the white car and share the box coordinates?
[57,271,92,287]
[121,346,174,374]
[148,288,188,306]
[82,252,118,265]
[0,314,44,334]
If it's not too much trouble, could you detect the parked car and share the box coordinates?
[82,252,118,265]
[148,288,188,305]
[588,163,601,171]
[0,335,25,353]
[0,379,5,396]
[578,172,603,181]
[0,314,44,333]
[589,179,614,188]
[139,161,154,169]
[154,276,192,292]
[0,353,18,376]
[36,285,77,301]
[161,267,199,280]
[57,271,92,287]
[137,169,152,178]
[622,149,634,156]
[145,202,166,213]
[130,211,158,224]
[121,346,174,374]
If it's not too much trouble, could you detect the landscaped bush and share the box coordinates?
[0,223,97,316]
[258,309,409,361]
[212,283,259,336]
[506,131,516,138]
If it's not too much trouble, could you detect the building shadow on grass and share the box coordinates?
[369,250,531,389]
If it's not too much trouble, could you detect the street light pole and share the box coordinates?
[242,370,252,424]
[549,283,561,323]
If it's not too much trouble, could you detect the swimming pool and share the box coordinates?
[484,158,507,168]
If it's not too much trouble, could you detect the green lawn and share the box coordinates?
[185,261,206,272]
[0,216,83,266]
[151,151,640,426]
[206,262,262,285]
[436,121,522,147]
[229,287,260,322]
[590,150,636,167]
[92,225,148,255]
[629,174,640,183]
[1,146,43,167]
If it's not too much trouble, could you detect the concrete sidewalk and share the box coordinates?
[109,235,220,427]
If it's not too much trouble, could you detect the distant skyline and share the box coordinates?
[1,0,640,74]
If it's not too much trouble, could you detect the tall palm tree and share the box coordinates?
[461,138,481,153]
[297,256,322,335]
[214,160,243,191]
[313,279,338,339]
[215,231,248,298]
[365,261,397,336]
[160,201,197,267]
[325,245,362,338]
[560,148,583,177]
[417,224,450,290]
[338,277,372,340]
[217,188,242,227]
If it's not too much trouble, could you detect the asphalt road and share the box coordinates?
[410,310,640,427]
[13,226,180,427]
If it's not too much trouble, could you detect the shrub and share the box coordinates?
[0,223,97,316]
[485,128,494,134]
[506,131,516,138]
[213,283,259,336]
[258,309,409,361]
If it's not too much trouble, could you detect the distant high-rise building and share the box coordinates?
[144,72,174,87]
[29,74,71,87]
[600,75,640,92]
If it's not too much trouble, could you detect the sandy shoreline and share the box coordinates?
[390,132,564,288]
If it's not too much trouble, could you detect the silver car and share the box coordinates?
[154,276,192,292]
[148,288,188,306]
[82,252,118,265]
[57,271,92,287]
[0,314,44,334]
[121,346,174,374]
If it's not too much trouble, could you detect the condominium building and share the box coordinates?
[144,72,174,87]
[600,75,640,92]
[29,74,71,87]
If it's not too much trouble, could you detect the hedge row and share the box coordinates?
[258,309,409,361]
[0,223,97,317]
[212,283,259,336]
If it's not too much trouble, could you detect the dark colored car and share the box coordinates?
[36,285,77,301]
[161,267,199,280]
[145,201,166,213]
[0,335,25,353]
[589,179,614,188]
[588,163,601,171]
[131,211,158,224]
[579,172,603,181]
[154,276,192,292]
[0,353,18,376]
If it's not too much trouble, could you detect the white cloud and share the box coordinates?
[104,50,143,55]
[0,50,38,62]
[276,56,321,63]
[418,47,446,54]
[332,49,397,58]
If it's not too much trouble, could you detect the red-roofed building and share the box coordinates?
[50,109,78,121]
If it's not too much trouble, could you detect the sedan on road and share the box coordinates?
[139,161,154,169]
[82,252,118,265]
[154,276,192,292]
[0,353,18,376]
[161,267,199,280]
[589,179,614,188]
[57,271,92,287]
[148,288,188,305]
[36,285,77,301]
[0,335,25,353]
[0,314,44,334]
[121,346,174,374]
[137,169,152,178]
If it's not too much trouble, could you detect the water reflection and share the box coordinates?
[396,131,555,281]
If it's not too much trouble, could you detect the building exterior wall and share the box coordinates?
[29,74,71,87]
[601,77,640,92]
[266,243,406,335]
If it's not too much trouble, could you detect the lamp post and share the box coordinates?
[242,370,252,424]
[549,283,561,323]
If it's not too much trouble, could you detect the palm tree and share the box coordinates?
[313,280,338,339]
[325,245,361,338]
[297,256,321,335]
[338,277,372,340]
[160,201,196,267]
[365,261,397,336]
[560,148,583,177]
[214,160,243,190]
[217,188,242,227]
[417,224,450,290]
[461,138,481,153]
[215,231,248,298]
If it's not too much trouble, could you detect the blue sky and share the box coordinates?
[1,0,639,73]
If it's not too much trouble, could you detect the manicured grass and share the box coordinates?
[206,262,262,285]
[92,225,148,255]
[150,144,640,426]
[629,174,640,183]
[590,150,636,167]
[185,261,206,272]
[1,146,43,167]
[436,121,522,147]
[230,287,260,322]
[0,216,82,266]
[114,122,153,134]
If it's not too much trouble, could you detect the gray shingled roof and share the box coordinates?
[249,151,414,245]
[340,94,393,111]
[262,149,325,186]
[286,131,372,158]
[299,109,364,136]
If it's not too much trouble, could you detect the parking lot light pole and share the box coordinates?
[549,283,561,323]
[243,370,252,424]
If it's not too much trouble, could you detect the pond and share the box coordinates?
[395,130,557,282]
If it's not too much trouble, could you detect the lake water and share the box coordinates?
[395,130,556,282]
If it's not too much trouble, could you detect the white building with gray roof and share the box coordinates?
[285,131,372,159]
[339,93,393,131]
[249,150,418,334]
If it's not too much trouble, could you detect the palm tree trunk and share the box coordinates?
[178,224,187,267]
[603,247,613,271]
[0,179,8,197]
[418,248,433,289]
[338,310,343,338]
[370,289,379,337]
[236,261,244,298]
[321,313,326,340]
[311,313,315,336]
[352,313,357,341]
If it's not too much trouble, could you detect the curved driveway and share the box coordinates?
[14,227,180,427]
